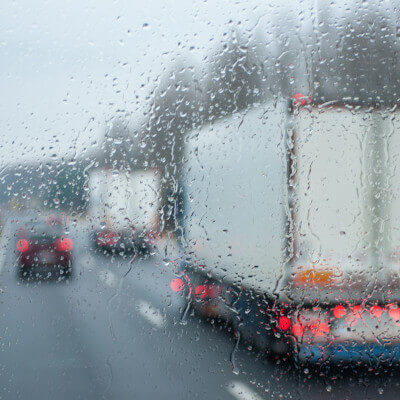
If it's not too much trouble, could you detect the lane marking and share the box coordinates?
[99,270,117,287]
[136,300,166,329]
[227,381,263,400]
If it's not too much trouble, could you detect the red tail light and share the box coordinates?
[291,322,304,337]
[350,305,363,317]
[333,305,346,319]
[56,237,73,252]
[194,284,221,300]
[293,310,330,340]
[387,304,400,325]
[195,285,206,299]
[278,316,291,331]
[310,320,330,336]
[170,278,184,293]
[16,239,29,253]
[370,305,383,318]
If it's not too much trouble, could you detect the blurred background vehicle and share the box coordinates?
[88,167,160,255]
[15,218,73,280]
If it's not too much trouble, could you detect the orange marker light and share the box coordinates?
[295,268,335,287]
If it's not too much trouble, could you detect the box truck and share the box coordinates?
[88,167,160,254]
[178,99,400,364]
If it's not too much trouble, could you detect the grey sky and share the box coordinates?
[0,0,330,166]
[3,0,397,165]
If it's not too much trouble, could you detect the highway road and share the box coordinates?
[0,218,398,399]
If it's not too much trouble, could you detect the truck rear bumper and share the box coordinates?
[297,342,400,364]
[92,231,134,252]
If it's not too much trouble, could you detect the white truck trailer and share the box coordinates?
[179,100,400,364]
[88,167,160,254]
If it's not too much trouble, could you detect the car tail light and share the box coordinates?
[205,285,221,298]
[291,319,330,339]
[387,303,400,325]
[194,284,222,299]
[194,284,221,300]
[278,316,291,331]
[195,285,206,299]
[16,239,29,253]
[310,320,330,336]
[56,237,73,252]
[370,305,383,318]
[291,322,304,337]
[170,278,184,293]
[333,305,346,319]
[294,309,331,339]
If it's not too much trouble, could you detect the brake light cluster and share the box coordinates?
[277,302,400,341]
[332,303,400,325]
[292,93,312,107]
[278,315,330,338]
[17,237,73,253]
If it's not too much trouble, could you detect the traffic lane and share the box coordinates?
[2,224,400,400]
[0,243,179,399]
[28,222,400,399]
[0,231,252,399]
[43,238,281,399]
[83,253,335,399]
[73,229,278,399]
[0,289,104,400]
[71,251,243,399]
[0,231,105,399]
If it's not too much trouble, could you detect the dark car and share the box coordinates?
[15,221,73,280]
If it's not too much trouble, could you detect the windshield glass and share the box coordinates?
[2,0,400,399]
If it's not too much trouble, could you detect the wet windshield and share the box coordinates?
[3,0,400,399]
